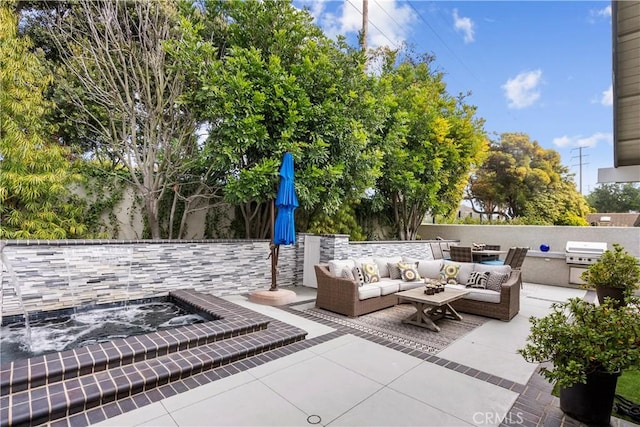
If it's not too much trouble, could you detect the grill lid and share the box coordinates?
[565,241,608,254]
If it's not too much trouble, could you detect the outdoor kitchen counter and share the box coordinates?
[517,252,578,288]
[527,251,565,259]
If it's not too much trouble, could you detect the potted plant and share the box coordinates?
[580,243,640,306]
[519,297,640,426]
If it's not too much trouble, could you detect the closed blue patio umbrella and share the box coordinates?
[270,152,298,290]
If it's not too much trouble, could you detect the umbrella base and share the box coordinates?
[248,289,297,306]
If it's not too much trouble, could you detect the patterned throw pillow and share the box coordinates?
[440,263,460,284]
[387,262,402,279]
[466,271,489,288]
[341,267,355,281]
[361,262,380,283]
[486,272,509,292]
[398,262,420,282]
[352,267,365,286]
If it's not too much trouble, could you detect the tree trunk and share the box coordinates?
[144,196,161,239]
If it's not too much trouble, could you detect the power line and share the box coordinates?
[571,147,590,195]
[373,0,405,34]
[404,0,480,84]
[345,0,398,49]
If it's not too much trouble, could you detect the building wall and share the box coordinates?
[613,0,640,168]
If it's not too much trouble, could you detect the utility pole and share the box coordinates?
[571,147,589,194]
[361,0,368,52]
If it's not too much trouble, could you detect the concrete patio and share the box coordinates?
[89,283,637,427]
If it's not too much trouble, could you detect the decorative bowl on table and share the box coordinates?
[424,278,445,294]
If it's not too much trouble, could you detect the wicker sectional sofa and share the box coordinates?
[314,256,521,321]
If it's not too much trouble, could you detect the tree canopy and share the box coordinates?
[373,49,487,239]
[0,3,86,239]
[586,183,640,213]
[176,0,383,238]
[468,133,590,225]
[6,0,597,240]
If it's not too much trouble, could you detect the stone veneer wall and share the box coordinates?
[0,240,298,318]
[316,234,458,263]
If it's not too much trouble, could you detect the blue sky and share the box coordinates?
[294,0,614,195]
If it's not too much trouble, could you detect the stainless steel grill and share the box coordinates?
[565,241,608,265]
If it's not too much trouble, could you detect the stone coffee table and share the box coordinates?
[395,287,470,332]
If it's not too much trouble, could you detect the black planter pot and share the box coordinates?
[595,285,625,307]
[560,370,620,426]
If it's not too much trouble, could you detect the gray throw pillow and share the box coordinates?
[486,272,509,292]
[387,262,402,280]
[341,267,355,281]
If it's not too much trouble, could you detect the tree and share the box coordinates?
[0,3,86,238]
[373,49,487,239]
[586,183,640,213]
[178,0,382,238]
[468,133,590,224]
[47,0,203,239]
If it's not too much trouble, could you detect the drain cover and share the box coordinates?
[307,415,321,424]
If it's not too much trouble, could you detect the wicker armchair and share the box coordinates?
[313,264,398,317]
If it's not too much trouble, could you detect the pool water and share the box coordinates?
[1,301,208,363]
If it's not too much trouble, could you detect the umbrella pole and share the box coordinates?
[270,199,278,291]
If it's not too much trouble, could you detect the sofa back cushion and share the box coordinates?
[403,257,444,279]
[373,256,403,278]
[474,264,512,275]
[328,259,356,276]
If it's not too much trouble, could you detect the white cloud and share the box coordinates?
[593,5,611,18]
[501,70,543,109]
[600,84,613,106]
[552,136,573,148]
[552,132,613,149]
[588,5,611,23]
[301,0,416,49]
[453,9,475,43]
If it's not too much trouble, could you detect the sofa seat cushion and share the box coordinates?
[448,284,501,303]
[373,279,401,295]
[398,280,424,291]
[358,284,382,300]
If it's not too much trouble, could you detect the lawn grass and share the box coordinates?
[614,368,640,423]
[616,368,640,402]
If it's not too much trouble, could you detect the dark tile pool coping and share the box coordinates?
[0,290,307,427]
